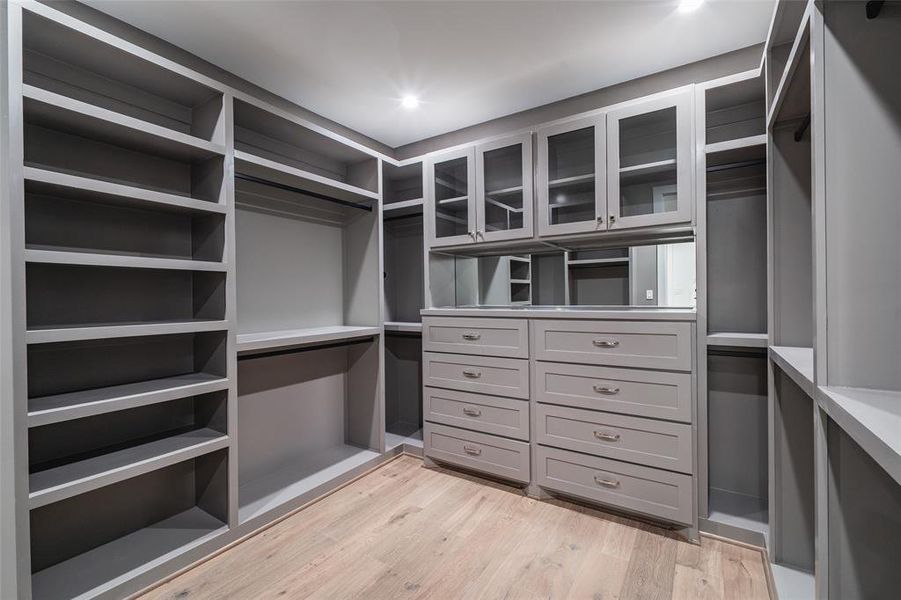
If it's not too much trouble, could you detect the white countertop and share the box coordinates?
[421,306,697,321]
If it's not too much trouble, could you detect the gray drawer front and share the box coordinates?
[424,387,529,441]
[534,361,692,422]
[424,422,530,483]
[423,352,529,399]
[423,317,528,358]
[536,445,693,525]
[532,320,692,371]
[536,404,693,473]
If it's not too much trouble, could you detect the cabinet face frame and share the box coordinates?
[536,113,607,237]
[426,146,476,248]
[474,132,534,243]
[606,88,693,231]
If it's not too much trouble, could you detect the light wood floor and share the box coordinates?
[141,455,771,600]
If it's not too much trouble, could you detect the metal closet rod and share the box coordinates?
[235,172,373,212]
[706,158,766,173]
[866,0,884,19]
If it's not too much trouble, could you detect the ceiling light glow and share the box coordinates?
[401,95,420,110]
[678,0,704,13]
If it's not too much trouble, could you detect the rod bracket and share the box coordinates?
[866,1,884,19]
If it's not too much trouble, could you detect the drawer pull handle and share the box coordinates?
[463,407,482,417]
[462,332,482,341]
[594,476,620,488]
[593,431,621,442]
[463,445,482,456]
[462,369,482,379]
[593,339,620,348]
[592,385,621,395]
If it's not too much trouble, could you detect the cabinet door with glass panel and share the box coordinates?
[537,114,607,237]
[475,132,533,243]
[606,88,693,230]
[427,146,476,248]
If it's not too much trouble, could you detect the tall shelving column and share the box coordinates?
[5,3,238,598]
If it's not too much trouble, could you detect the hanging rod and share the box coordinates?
[235,172,373,212]
[794,114,811,142]
[706,158,766,173]
[866,0,884,19]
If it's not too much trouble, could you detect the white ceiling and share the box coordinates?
[85,0,775,148]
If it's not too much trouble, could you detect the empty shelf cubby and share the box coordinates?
[29,450,228,600]
[237,339,381,524]
[27,331,227,403]
[25,263,226,330]
[706,149,766,335]
[383,214,424,324]
[385,332,423,449]
[25,179,225,262]
[22,10,224,144]
[383,162,423,206]
[705,77,766,145]
[233,99,378,200]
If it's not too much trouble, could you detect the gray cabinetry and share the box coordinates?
[606,88,694,230]
[475,132,533,243]
[536,114,607,237]
[422,311,697,535]
[426,146,476,248]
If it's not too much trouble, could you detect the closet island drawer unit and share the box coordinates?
[423,351,529,399]
[423,317,528,358]
[534,361,692,422]
[535,404,692,473]
[535,445,693,525]
[532,319,692,371]
[424,422,530,483]
[424,387,529,441]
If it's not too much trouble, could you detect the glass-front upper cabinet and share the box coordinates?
[475,132,533,243]
[606,88,693,230]
[537,114,606,237]
[427,146,476,247]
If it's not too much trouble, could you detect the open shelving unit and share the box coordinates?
[565,248,631,305]
[382,161,425,450]
[13,6,236,599]
[696,68,770,548]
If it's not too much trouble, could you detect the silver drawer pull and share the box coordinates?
[462,369,482,378]
[593,431,621,442]
[592,385,620,395]
[461,332,481,341]
[594,476,620,488]
[462,407,482,417]
[592,339,620,348]
[463,445,482,456]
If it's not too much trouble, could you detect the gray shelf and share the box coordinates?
[24,249,227,272]
[384,322,422,334]
[29,428,229,509]
[23,85,225,162]
[24,167,227,215]
[28,373,229,428]
[818,386,901,487]
[383,197,423,218]
[26,319,229,345]
[706,332,768,348]
[236,325,380,355]
[769,345,814,397]
[31,506,226,600]
[238,445,380,524]
[705,134,767,156]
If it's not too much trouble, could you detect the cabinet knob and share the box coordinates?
[594,476,620,488]
[462,369,482,379]
[592,339,620,348]
[469,231,477,240]
[593,431,621,442]
[463,445,482,456]
[609,215,616,223]
[596,216,604,223]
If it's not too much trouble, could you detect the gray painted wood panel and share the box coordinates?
[422,316,528,358]
[423,351,529,400]
[424,387,529,441]
[424,422,530,484]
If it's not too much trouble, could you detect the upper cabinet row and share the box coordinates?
[426,88,693,248]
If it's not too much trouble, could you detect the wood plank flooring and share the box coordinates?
[140,455,771,600]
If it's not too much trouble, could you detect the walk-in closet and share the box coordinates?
[1,1,899,599]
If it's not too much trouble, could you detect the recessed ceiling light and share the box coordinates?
[678,0,704,13]
[401,95,420,110]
